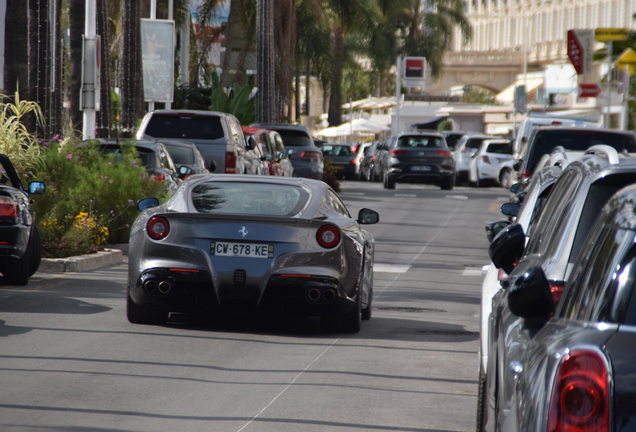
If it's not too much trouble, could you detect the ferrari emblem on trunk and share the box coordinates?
[239,226,248,238]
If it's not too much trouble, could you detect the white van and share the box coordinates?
[513,114,601,155]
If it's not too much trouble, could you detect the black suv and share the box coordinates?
[251,123,324,180]
[481,146,636,432]
[379,132,455,190]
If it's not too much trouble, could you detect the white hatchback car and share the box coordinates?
[468,139,513,187]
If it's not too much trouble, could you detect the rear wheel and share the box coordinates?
[441,175,455,190]
[341,291,362,333]
[499,169,511,189]
[28,226,42,276]
[127,294,168,325]
[361,287,372,320]
[384,175,396,190]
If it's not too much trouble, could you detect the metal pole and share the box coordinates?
[148,0,157,112]
[622,65,629,131]
[395,56,401,135]
[166,0,173,110]
[606,41,612,128]
[180,0,190,87]
[82,0,96,140]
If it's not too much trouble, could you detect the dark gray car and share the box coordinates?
[159,139,213,174]
[379,133,455,190]
[251,123,324,180]
[127,175,378,333]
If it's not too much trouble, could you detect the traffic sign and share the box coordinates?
[578,83,601,98]
[402,57,426,88]
[615,48,636,76]
[515,85,527,114]
[567,30,593,75]
[595,28,628,42]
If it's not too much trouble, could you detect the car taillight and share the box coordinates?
[0,196,18,217]
[436,150,451,157]
[350,159,356,164]
[481,155,491,164]
[300,151,321,159]
[352,144,359,154]
[550,281,565,306]
[155,174,165,184]
[226,151,237,173]
[548,350,609,432]
[316,225,340,248]
[521,169,532,181]
[147,216,170,240]
[391,149,407,156]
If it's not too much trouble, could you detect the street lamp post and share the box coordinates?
[522,1,551,108]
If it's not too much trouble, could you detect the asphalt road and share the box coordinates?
[0,181,509,432]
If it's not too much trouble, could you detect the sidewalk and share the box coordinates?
[38,245,127,273]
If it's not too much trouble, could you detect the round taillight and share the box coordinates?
[147,216,170,240]
[317,225,340,248]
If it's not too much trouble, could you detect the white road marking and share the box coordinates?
[394,193,417,197]
[462,268,485,276]
[497,197,509,201]
[446,195,469,200]
[374,264,412,273]
[340,192,365,196]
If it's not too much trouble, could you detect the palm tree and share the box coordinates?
[120,0,144,136]
[69,0,85,134]
[3,1,29,101]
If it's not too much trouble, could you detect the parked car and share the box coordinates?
[160,139,213,175]
[242,126,282,176]
[453,133,498,185]
[477,165,562,430]
[512,127,636,185]
[482,146,636,432]
[137,110,256,175]
[512,114,601,155]
[468,139,513,187]
[353,142,373,180]
[268,131,295,177]
[440,130,469,151]
[0,154,46,285]
[127,175,378,332]
[379,132,455,190]
[97,140,188,195]
[359,142,379,182]
[251,123,324,180]
[503,182,636,432]
[322,144,357,179]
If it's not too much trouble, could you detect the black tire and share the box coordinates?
[361,287,372,320]
[3,252,30,286]
[384,175,396,190]
[476,363,487,432]
[499,169,511,189]
[127,294,168,325]
[29,226,42,276]
[441,175,455,191]
[341,291,362,333]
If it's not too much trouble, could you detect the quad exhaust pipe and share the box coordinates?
[307,288,337,303]
[158,281,172,294]
[143,279,172,294]
[144,280,157,293]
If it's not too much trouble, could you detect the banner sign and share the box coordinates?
[141,19,175,103]
[567,29,593,75]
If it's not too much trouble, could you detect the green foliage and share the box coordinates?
[437,120,452,131]
[29,138,168,256]
[461,87,496,104]
[209,73,256,125]
[322,161,341,192]
[173,84,213,110]
[0,91,43,172]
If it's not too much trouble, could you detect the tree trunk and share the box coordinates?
[327,25,344,127]
[96,0,112,137]
[256,0,275,123]
[51,0,63,138]
[305,59,310,116]
[273,0,295,122]
[69,0,85,134]
[3,1,29,101]
[28,0,50,137]
[294,67,300,122]
[120,0,144,137]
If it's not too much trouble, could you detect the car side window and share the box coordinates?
[328,190,350,217]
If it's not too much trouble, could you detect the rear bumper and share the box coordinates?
[0,225,30,261]
[387,165,454,184]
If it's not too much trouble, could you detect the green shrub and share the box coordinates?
[0,91,43,172]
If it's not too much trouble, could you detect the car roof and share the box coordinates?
[241,126,268,135]
[184,173,325,189]
[397,132,444,138]
[251,123,311,134]
[147,109,230,117]
[534,126,636,135]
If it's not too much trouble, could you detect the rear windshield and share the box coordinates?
[486,143,511,154]
[191,182,310,216]
[145,114,224,140]
[527,130,636,173]
[164,145,194,164]
[276,130,313,147]
[397,136,443,148]
[322,145,353,156]
[466,138,487,149]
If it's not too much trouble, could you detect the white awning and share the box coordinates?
[496,78,544,104]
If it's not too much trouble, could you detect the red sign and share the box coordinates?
[578,83,601,98]
[567,30,584,75]
[405,58,425,78]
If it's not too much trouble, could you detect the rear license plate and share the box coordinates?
[210,242,273,258]
[411,166,431,171]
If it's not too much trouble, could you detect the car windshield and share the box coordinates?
[322,145,352,156]
[397,136,442,148]
[144,114,225,140]
[191,182,310,216]
[164,145,194,164]
[276,130,313,147]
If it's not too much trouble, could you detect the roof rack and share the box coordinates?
[584,145,620,165]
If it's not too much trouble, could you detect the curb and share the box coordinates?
[38,248,124,273]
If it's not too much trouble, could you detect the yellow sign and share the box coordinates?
[595,28,629,41]
[615,48,636,76]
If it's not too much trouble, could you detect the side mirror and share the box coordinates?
[278,151,287,160]
[137,197,159,211]
[266,154,273,161]
[179,166,192,178]
[288,148,297,156]
[489,223,525,274]
[358,208,379,224]
[27,181,46,195]
[510,183,523,194]
[508,264,555,319]
[513,159,523,171]
[246,136,257,151]
[501,202,520,217]
[208,160,217,173]
[485,220,511,243]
